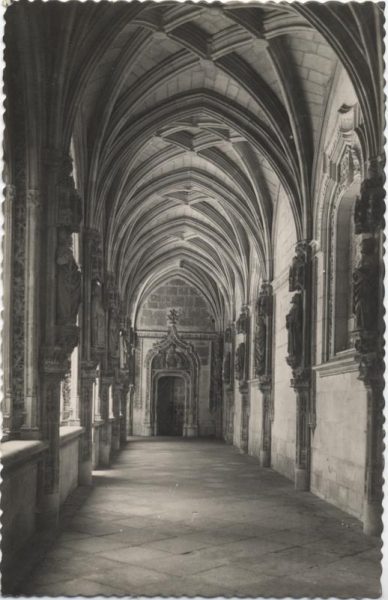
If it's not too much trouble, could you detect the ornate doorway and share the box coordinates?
[144,319,200,437]
[157,376,185,436]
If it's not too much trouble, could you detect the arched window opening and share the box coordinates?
[329,181,360,357]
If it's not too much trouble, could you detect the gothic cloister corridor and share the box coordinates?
[17,438,381,598]
[2,2,384,596]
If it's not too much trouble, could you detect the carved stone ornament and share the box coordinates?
[257,283,273,318]
[56,227,82,327]
[235,342,245,381]
[289,242,309,293]
[236,306,249,335]
[167,308,179,326]
[91,279,106,350]
[254,316,266,377]
[224,327,232,344]
[56,156,82,232]
[339,144,361,187]
[354,175,384,235]
[286,293,303,369]
[86,229,103,282]
[352,238,379,332]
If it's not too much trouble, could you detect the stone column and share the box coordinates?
[2,185,16,439]
[259,381,272,467]
[286,241,313,491]
[236,307,250,453]
[239,383,249,453]
[99,374,113,466]
[21,189,41,437]
[79,361,97,485]
[255,283,273,467]
[111,383,122,451]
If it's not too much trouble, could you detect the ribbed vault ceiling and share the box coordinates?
[49,1,379,328]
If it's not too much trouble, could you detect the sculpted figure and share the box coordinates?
[235,343,245,380]
[56,228,81,325]
[355,176,385,234]
[353,239,378,331]
[91,279,105,348]
[255,316,266,377]
[286,294,303,367]
[237,307,249,335]
[289,244,306,292]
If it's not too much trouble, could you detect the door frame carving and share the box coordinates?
[144,324,200,437]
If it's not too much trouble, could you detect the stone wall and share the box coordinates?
[138,278,214,332]
[312,370,366,519]
[59,428,82,505]
[134,277,216,437]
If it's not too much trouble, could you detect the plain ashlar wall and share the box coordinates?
[2,431,82,573]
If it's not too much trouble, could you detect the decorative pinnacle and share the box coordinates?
[167,309,179,326]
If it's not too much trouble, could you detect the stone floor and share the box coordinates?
[20,438,381,597]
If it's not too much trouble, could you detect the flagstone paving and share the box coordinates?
[19,437,381,597]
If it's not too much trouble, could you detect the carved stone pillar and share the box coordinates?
[223,325,234,443]
[210,335,223,437]
[255,283,273,467]
[126,384,134,437]
[236,307,250,453]
[79,361,97,485]
[226,389,234,444]
[2,185,16,440]
[99,374,113,466]
[352,164,384,536]
[21,189,41,436]
[37,350,68,529]
[239,383,249,453]
[120,382,129,446]
[286,241,312,491]
[111,382,122,451]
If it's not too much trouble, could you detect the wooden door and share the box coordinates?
[157,376,184,436]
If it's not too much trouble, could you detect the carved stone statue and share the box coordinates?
[236,307,249,335]
[224,327,232,344]
[235,343,245,381]
[56,228,81,326]
[91,279,105,349]
[255,316,266,377]
[353,238,379,331]
[289,243,308,292]
[354,176,384,234]
[257,283,272,318]
[286,293,303,368]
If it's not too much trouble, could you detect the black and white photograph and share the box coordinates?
[1,1,385,597]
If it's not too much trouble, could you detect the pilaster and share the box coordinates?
[255,283,273,467]
[286,241,313,491]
